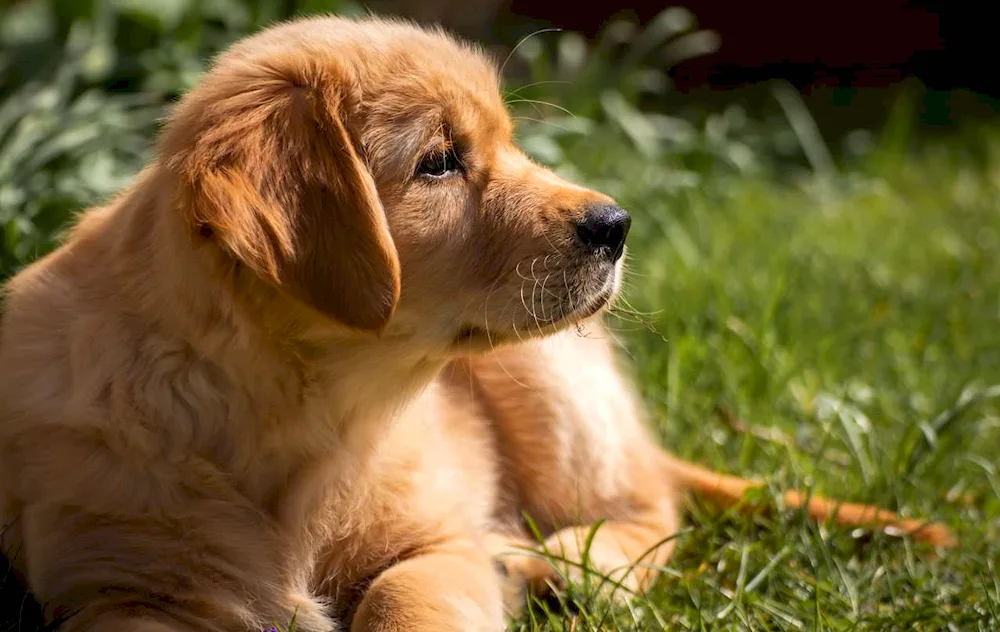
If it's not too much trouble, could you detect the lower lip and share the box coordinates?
[574,288,613,320]
[455,269,619,346]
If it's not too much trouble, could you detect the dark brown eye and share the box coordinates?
[417,147,461,178]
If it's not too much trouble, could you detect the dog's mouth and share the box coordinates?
[452,282,616,350]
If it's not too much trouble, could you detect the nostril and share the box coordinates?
[576,205,632,262]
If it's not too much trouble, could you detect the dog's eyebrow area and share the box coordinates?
[360,116,435,183]
[364,110,477,184]
[422,121,470,158]
[418,120,453,153]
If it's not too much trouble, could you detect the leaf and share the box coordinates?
[520,135,564,166]
[113,0,193,31]
[600,90,660,158]
[0,0,56,45]
[556,31,587,80]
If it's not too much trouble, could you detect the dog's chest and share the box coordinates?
[299,378,502,607]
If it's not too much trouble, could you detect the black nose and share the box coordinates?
[576,205,631,262]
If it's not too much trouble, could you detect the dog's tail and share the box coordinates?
[659,454,956,547]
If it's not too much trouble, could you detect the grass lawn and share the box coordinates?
[502,124,1000,630]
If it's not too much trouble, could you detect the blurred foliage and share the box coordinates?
[1,0,360,96]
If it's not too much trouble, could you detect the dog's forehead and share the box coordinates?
[381,73,509,140]
[351,27,514,170]
[217,17,510,136]
[368,34,509,135]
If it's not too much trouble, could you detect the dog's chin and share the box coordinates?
[451,269,620,353]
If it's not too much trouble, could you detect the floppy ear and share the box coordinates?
[161,57,400,333]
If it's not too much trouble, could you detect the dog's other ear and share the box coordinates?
[161,54,400,333]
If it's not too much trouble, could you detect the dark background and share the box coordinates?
[373,0,999,136]
[505,1,990,95]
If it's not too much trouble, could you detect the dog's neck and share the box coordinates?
[98,168,447,499]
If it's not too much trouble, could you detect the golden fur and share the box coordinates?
[0,16,953,632]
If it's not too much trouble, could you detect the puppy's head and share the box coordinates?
[160,17,629,352]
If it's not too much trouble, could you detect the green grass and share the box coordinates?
[2,3,999,630]
[502,128,1000,630]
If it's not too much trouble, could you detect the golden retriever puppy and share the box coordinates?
[0,15,952,632]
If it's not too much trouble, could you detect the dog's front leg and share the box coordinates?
[16,497,333,632]
[350,540,505,632]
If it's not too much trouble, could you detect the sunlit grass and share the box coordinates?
[500,128,1000,630]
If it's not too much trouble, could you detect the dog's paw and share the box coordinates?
[486,536,564,617]
[486,530,648,614]
[535,533,645,605]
